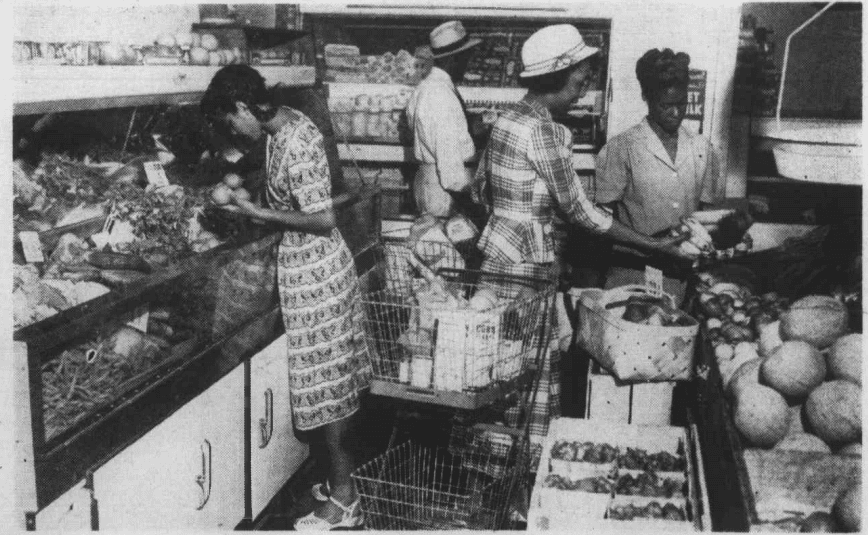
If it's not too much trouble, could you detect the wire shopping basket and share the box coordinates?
[352,438,530,530]
[360,257,554,410]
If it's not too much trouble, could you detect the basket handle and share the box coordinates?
[776,2,837,131]
[434,267,553,287]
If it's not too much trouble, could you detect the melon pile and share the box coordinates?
[699,287,862,455]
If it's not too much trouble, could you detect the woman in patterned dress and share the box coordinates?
[201,65,370,530]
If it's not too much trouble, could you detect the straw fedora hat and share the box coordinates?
[520,24,600,78]
[430,21,482,59]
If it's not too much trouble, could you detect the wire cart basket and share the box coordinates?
[362,237,553,410]
[353,233,556,529]
[353,437,530,530]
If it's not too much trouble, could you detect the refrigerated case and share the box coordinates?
[302,3,740,215]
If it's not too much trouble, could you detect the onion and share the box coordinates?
[211,184,232,205]
[232,188,251,203]
[222,173,243,189]
[208,51,223,66]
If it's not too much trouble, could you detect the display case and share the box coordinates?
[14,183,381,517]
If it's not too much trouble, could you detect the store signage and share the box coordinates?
[19,231,45,263]
[685,69,707,134]
[645,266,664,298]
[143,161,170,189]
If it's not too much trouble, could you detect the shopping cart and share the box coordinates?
[353,437,530,530]
[352,235,556,530]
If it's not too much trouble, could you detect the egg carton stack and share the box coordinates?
[529,418,705,532]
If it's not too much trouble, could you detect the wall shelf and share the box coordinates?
[14,65,316,115]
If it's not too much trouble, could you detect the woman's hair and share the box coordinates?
[635,48,691,101]
[200,64,277,122]
[520,54,600,94]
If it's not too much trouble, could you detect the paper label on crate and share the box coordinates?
[644,266,664,298]
[19,231,45,263]
[143,161,170,188]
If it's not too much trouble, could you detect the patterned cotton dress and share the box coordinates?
[266,108,372,431]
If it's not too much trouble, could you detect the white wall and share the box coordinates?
[13,4,200,45]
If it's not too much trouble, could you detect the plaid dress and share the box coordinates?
[266,108,372,431]
[473,98,615,463]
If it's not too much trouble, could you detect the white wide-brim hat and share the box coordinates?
[520,24,600,78]
[430,20,482,59]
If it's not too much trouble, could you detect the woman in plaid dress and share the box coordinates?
[473,26,689,460]
[202,66,370,530]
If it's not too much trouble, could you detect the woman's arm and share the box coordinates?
[219,191,356,235]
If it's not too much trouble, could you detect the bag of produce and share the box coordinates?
[577,285,699,382]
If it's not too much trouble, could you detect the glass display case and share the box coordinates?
[15,184,380,511]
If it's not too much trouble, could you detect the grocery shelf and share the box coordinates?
[14,65,316,115]
[327,81,601,108]
[338,141,596,170]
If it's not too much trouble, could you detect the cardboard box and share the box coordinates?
[585,360,675,425]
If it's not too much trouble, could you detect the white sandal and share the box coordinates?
[311,480,330,502]
[294,495,363,531]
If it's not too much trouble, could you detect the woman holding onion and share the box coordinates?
[201,65,370,531]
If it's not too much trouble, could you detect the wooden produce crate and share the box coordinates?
[528,418,710,531]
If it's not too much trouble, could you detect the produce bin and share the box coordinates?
[692,329,862,532]
[528,417,709,531]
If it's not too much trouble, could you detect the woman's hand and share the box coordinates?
[218,197,261,218]
[653,233,697,260]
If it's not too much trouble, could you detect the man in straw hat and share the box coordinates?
[407,21,481,222]
[471,25,692,462]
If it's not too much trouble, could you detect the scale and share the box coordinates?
[765,2,862,185]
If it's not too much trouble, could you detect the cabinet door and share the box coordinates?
[250,335,309,518]
[93,366,245,530]
[35,480,92,530]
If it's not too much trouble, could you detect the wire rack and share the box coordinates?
[352,438,529,530]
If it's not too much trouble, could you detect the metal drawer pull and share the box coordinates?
[259,388,274,449]
[195,439,212,510]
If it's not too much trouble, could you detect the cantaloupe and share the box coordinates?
[734,384,790,447]
[828,334,862,385]
[774,432,832,453]
[837,442,861,457]
[832,482,861,532]
[727,358,763,399]
[761,341,826,399]
[780,295,848,349]
[805,380,862,446]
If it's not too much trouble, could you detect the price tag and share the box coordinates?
[121,305,150,333]
[19,231,45,263]
[645,265,664,298]
[142,161,170,188]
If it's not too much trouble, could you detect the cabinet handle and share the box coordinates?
[259,388,274,449]
[195,439,212,510]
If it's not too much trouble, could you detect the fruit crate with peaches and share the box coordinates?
[528,418,710,531]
